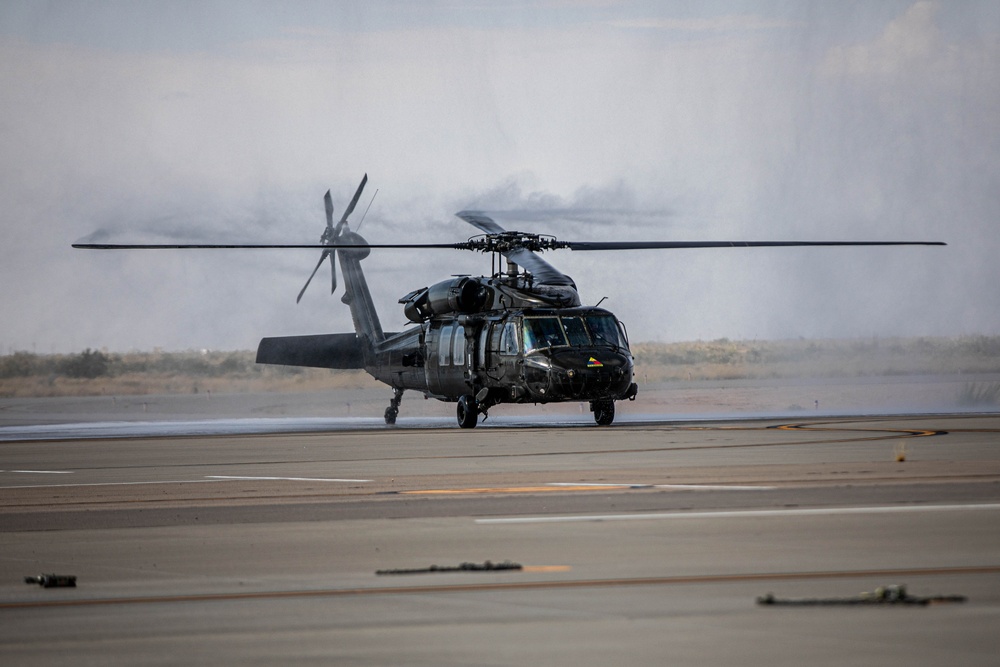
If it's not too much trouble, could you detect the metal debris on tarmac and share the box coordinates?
[24,574,77,588]
[757,584,966,606]
[376,560,522,575]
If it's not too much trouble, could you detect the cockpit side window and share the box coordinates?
[500,321,519,355]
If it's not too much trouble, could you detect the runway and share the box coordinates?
[2,412,999,665]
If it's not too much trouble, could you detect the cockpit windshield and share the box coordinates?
[522,317,564,351]
[586,314,626,349]
[522,314,628,352]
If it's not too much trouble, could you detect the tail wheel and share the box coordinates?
[457,395,479,429]
[592,399,615,426]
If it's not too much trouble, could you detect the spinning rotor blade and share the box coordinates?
[74,239,947,251]
[297,189,338,302]
[456,210,506,235]
[74,242,465,249]
[324,190,335,229]
[564,240,947,250]
[333,173,367,237]
[298,175,367,302]
[323,190,337,294]
[297,250,330,304]
[456,211,575,286]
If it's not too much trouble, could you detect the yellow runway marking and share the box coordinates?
[522,565,573,573]
[402,485,615,495]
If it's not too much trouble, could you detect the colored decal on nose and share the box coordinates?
[587,357,603,367]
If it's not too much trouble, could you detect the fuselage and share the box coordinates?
[370,306,635,407]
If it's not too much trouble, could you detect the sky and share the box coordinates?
[1,0,998,353]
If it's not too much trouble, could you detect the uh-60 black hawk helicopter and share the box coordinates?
[74,174,944,428]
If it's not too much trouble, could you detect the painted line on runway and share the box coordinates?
[0,479,229,489]
[0,475,369,490]
[8,470,74,474]
[653,484,777,490]
[402,486,610,495]
[547,482,777,491]
[205,475,370,483]
[521,565,573,573]
[475,502,1000,524]
[402,482,776,496]
[546,482,654,489]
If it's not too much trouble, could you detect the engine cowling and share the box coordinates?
[403,277,492,322]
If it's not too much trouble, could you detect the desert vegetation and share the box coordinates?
[0,348,375,398]
[2,335,999,399]
[631,335,1000,383]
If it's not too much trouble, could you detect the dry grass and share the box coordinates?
[631,336,1000,383]
[2,335,999,398]
[0,350,380,398]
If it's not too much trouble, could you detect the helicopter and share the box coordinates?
[74,174,945,428]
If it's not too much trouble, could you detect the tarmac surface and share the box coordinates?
[1,392,999,665]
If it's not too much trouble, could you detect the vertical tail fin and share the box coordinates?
[336,233,384,344]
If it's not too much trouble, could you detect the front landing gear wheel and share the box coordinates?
[457,394,479,429]
[384,406,398,425]
[592,399,615,426]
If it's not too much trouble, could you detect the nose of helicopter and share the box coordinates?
[524,348,634,400]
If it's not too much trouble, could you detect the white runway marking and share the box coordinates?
[476,503,1000,524]
[10,470,74,474]
[206,475,370,483]
[1,479,225,489]
[1,476,369,489]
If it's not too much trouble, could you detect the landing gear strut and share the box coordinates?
[591,399,615,426]
[384,387,404,425]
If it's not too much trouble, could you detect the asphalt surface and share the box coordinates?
[1,408,999,666]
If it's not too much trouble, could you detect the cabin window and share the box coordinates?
[478,325,489,369]
[452,325,465,366]
[438,324,453,366]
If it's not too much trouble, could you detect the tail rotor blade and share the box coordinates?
[324,190,334,231]
[341,173,368,223]
[329,250,337,294]
[297,250,329,303]
[332,174,367,238]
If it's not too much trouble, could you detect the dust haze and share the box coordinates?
[1,1,997,354]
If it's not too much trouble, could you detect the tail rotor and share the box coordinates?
[296,174,367,303]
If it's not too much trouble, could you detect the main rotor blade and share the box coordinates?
[73,242,465,249]
[565,240,947,250]
[456,210,506,234]
[504,247,575,286]
[454,211,573,285]
[73,240,947,251]
[297,250,330,303]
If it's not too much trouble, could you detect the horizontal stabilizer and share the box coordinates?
[256,333,365,369]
